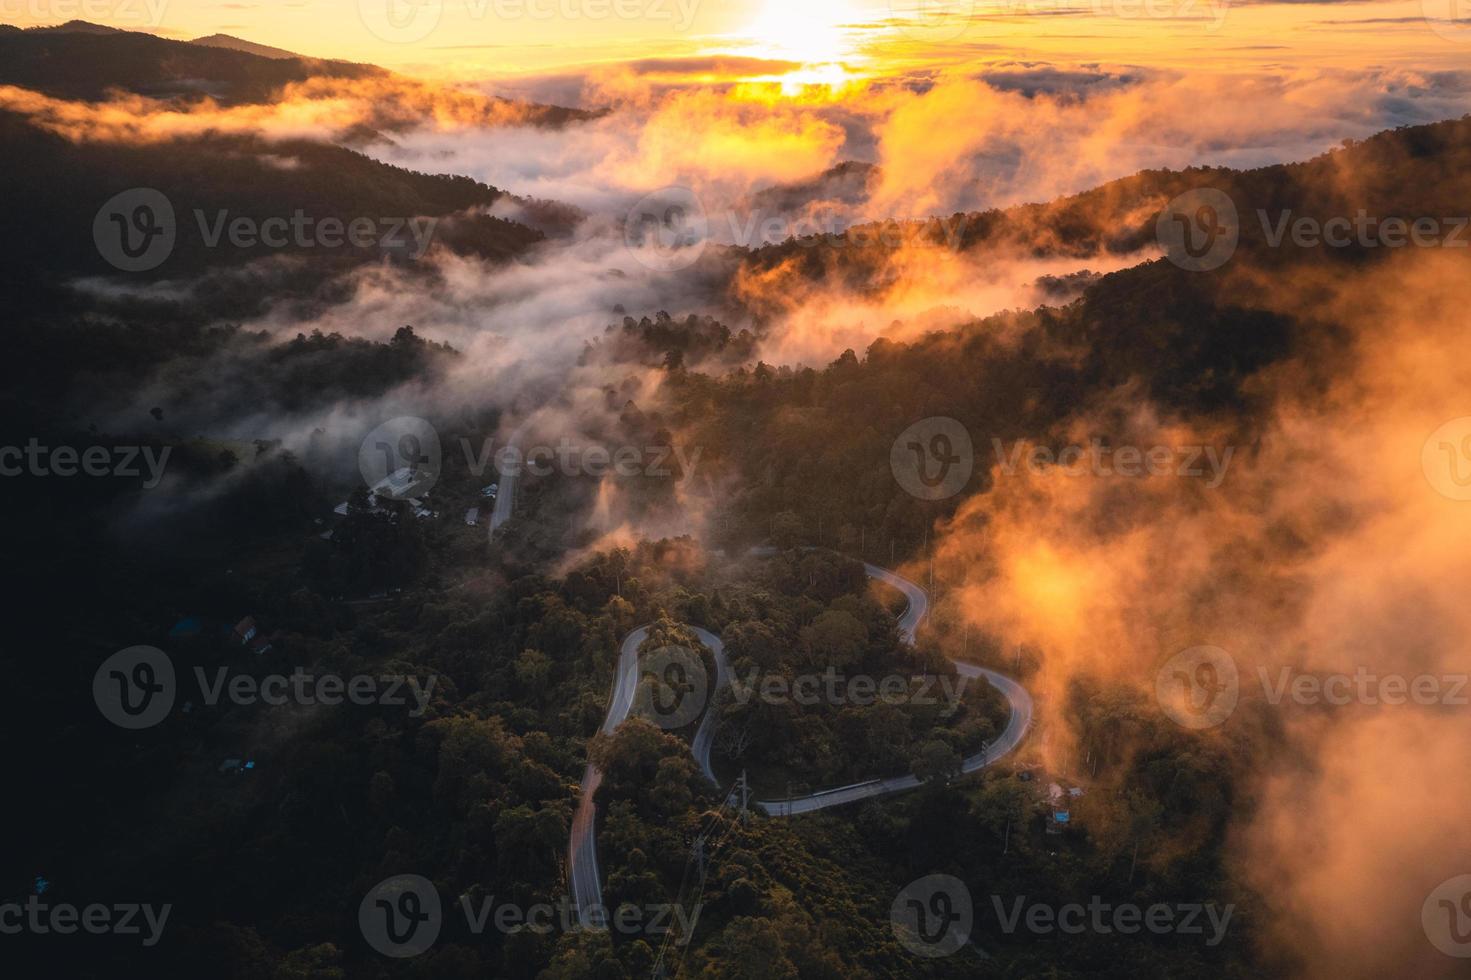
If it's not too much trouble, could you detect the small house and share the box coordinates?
[232,617,258,645]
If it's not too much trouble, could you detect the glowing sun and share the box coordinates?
[741,0,856,63]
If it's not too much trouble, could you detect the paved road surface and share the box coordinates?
[758,661,1033,815]
[567,558,1034,922]
[568,623,726,924]
[484,423,1035,924]
[488,421,532,531]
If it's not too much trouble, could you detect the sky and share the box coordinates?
[9,0,1471,81]
[11,2,1471,975]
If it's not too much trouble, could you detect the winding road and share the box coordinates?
[488,417,1033,927]
[565,557,1034,925]
[568,624,726,925]
[488,420,533,532]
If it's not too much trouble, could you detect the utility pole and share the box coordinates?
[738,770,750,824]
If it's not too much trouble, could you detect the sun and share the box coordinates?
[741,0,856,64]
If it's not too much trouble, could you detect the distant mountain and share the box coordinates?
[0,24,599,128]
[190,33,302,62]
[0,108,545,296]
[0,23,381,103]
[738,115,1471,298]
[16,19,121,34]
[745,161,880,217]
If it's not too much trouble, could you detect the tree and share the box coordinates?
[514,648,553,699]
[911,739,961,783]
[702,917,798,979]
[799,609,868,670]
[770,511,804,549]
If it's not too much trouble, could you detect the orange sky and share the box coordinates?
[8,0,1471,81]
